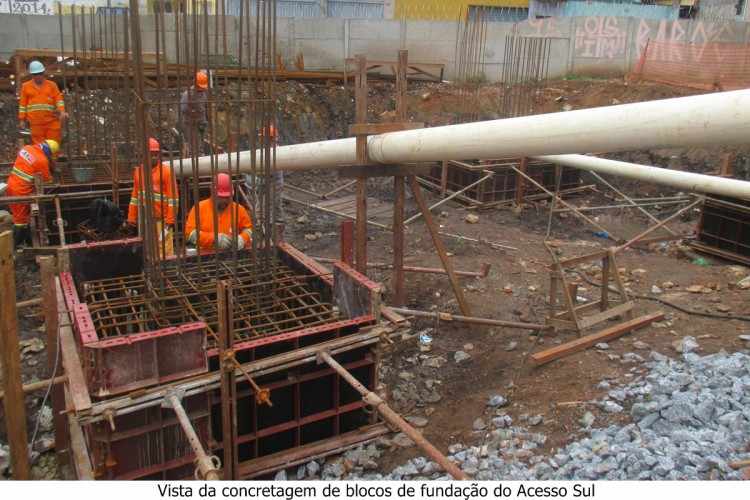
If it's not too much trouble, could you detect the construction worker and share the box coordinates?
[5,140,58,248]
[185,173,253,253]
[180,70,209,156]
[18,60,67,150]
[126,137,178,257]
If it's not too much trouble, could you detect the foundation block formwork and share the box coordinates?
[59,239,385,480]
[692,196,750,265]
[419,158,582,208]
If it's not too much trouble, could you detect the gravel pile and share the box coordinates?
[301,344,750,481]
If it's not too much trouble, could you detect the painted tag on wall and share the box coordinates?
[575,16,628,59]
[1,0,54,15]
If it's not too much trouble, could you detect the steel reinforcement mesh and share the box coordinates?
[80,253,336,347]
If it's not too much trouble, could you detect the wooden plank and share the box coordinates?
[348,122,424,136]
[338,164,432,179]
[408,176,471,316]
[39,255,69,472]
[557,250,608,268]
[317,195,357,209]
[218,281,237,480]
[63,386,94,480]
[440,160,449,195]
[355,54,368,165]
[553,300,603,318]
[56,278,92,412]
[532,312,664,366]
[368,205,393,217]
[0,231,31,479]
[392,176,406,306]
[577,301,634,330]
[600,255,610,312]
[380,305,407,324]
[515,157,528,206]
[559,268,582,333]
[546,318,577,331]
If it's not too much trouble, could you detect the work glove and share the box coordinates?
[236,236,245,250]
[217,233,232,250]
[18,120,28,130]
[159,224,172,242]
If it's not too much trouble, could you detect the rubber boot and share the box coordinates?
[22,226,32,247]
[12,225,25,249]
[13,225,31,249]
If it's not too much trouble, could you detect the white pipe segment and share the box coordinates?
[188,89,750,175]
[535,154,750,200]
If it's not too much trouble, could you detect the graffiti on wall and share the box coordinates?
[526,17,563,38]
[635,18,740,61]
[575,16,627,59]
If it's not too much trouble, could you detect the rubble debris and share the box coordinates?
[423,356,447,369]
[528,415,543,426]
[392,432,415,448]
[633,340,650,350]
[454,351,472,363]
[350,350,750,480]
[579,411,596,428]
[672,336,699,354]
[473,418,487,431]
[406,416,428,428]
[487,395,508,408]
[19,338,45,356]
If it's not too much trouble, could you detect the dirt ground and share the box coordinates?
[2,77,750,478]
[280,169,750,471]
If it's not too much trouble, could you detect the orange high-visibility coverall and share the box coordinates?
[184,198,254,252]
[127,163,178,225]
[18,79,65,144]
[5,144,51,227]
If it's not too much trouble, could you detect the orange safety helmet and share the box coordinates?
[261,125,277,140]
[148,137,161,152]
[216,173,232,197]
[196,71,209,90]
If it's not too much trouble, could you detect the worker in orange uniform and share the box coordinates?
[125,137,178,257]
[185,173,253,253]
[5,140,58,248]
[18,61,67,151]
[180,70,209,156]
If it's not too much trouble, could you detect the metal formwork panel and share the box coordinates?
[64,238,384,480]
[692,196,750,265]
[421,159,581,206]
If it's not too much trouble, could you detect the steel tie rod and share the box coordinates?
[317,350,468,480]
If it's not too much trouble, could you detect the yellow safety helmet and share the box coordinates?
[44,139,60,156]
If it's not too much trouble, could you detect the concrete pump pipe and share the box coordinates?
[534,154,750,200]
[185,89,750,175]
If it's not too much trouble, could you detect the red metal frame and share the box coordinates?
[209,315,375,357]
[62,238,384,480]
[333,261,382,292]
[278,241,335,286]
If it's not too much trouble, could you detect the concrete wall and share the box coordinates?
[2,13,750,81]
